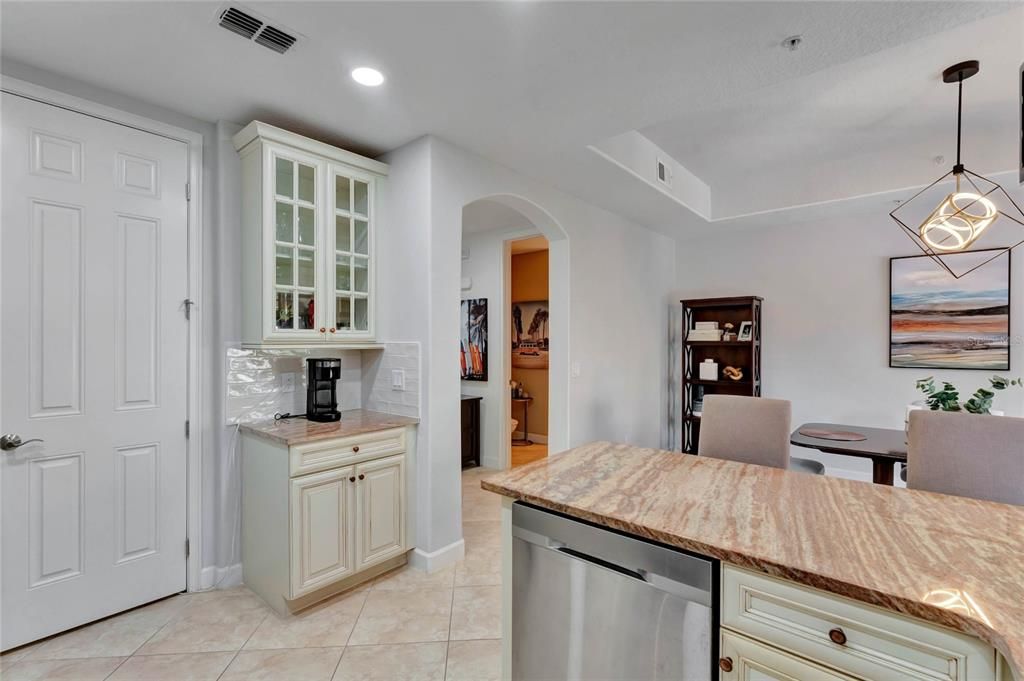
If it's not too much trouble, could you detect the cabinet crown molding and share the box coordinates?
[232,120,389,176]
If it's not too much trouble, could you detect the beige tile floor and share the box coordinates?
[1,468,503,681]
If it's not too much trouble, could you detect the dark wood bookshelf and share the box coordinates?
[681,296,763,453]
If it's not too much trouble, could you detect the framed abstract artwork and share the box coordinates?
[460,298,488,381]
[890,249,1010,370]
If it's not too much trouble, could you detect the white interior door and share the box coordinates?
[1,93,190,650]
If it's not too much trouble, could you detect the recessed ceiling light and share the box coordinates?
[351,67,385,87]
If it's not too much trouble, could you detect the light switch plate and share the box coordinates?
[571,361,581,378]
[391,368,406,391]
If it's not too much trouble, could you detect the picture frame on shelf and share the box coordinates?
[737,321,753,341]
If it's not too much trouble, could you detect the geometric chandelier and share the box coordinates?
[890,60,1024,279]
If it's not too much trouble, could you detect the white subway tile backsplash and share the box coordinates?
[225,342,421,425]
[364,342,421,419]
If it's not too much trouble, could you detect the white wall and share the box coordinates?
[379,136,677,567]
[674,199,1024,479]
[3,63,679,578]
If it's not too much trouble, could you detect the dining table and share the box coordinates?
[790,422,908,485]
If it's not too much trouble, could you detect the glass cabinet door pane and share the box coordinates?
[275,246,294,286]
[275,157,293,198]
[336,297,351,330]
[353,257,368,293]
[275,290,294,329]
[297,163,315,203]
[297,293,315,330]
[335,215,351,253]
[335,175,351,212]
[335,255,351,292]
[353,219,368,255]
[353,181,369,215]
[354,297,368,331]
[276,202,294,243]
[297,248,315,288]
[298,206,315,245]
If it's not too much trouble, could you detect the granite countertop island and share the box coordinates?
[481,441,1024,678]
[239,409,419,446]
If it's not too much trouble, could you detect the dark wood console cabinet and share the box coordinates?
[461,395,482,468]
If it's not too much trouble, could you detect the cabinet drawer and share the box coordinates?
[720,630,860,681]
[722,565,996,681]
[290,428,406,477]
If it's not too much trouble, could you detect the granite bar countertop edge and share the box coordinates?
[481,441,1024,679]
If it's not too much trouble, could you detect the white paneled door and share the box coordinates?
[1,94,189,650]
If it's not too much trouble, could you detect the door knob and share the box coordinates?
[1,434,43,451]
[718,657,734,672]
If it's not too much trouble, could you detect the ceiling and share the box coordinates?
[2,1,1020,233]
[642,6,1024,219]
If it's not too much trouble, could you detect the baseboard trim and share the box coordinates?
[196,563,243,591]
[409,539,465,573]
[511,432,548,444]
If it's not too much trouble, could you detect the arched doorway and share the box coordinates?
[459,194,569,469]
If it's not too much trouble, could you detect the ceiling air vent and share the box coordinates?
[217,5,299,54]
[254,24,297,54]
[219,7,261,40]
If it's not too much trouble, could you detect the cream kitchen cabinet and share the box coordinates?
[720,630,860,681]
[234,121,386,347]
[241,425,414,615]
[720,564,1001,681]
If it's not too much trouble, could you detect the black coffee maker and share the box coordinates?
[306,358,342,422]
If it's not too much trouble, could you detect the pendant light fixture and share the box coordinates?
[890,61,1024,279]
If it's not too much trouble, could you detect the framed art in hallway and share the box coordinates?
[512,300,549,369]
[890,249,1010,370]
[461,298,488,381]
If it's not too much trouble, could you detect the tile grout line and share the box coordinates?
[443,578,457,680]
[101,594,193,680]
[214,606,271,681]
[331,588,372,680]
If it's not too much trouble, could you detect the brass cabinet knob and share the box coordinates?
[349,476,356,483]
[718,657,733,672]
[329,328,336,333]
[319,327,326,333]
[352,445,360,453]
[829,627,847,645]
[358,474,365,480]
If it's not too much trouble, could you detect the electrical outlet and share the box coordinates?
[391,368,406,391]
[281,372,295,393]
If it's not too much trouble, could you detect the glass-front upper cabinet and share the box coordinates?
[272,153,319,338]
[234,121,387,347]
[329,167,373,338]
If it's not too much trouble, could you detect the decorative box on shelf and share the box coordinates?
[699,359,719,381]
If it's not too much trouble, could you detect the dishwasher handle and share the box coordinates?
[555,546,648,583]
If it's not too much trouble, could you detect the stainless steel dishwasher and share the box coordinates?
[512,502,715,681]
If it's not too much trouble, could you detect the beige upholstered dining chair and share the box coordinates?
[907,410,1024,506]
[698,394,825,475]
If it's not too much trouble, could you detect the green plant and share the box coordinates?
[915,375,1023,414]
